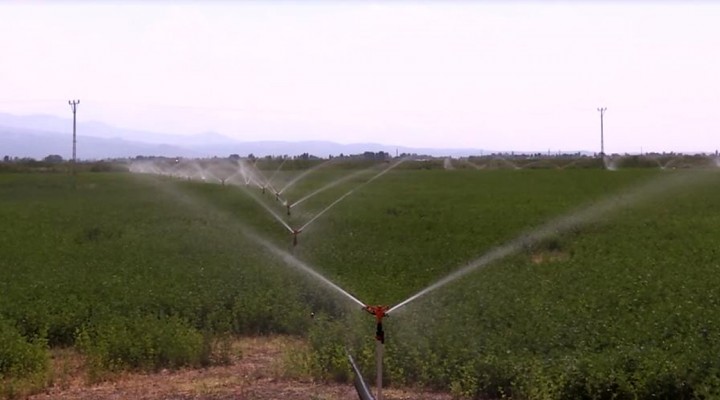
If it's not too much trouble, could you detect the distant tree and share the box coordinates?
[247,153,256,161]
[229,154,240,160]
[3,155,9,162]
[43,154,63,163]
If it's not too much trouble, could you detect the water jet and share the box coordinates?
[278,158,337,195]
[290,167,374,210]
[387,171,706,314]
[297,159,406,233]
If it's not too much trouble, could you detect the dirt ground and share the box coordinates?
[27,336,453,400]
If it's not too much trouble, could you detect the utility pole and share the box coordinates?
[69,100,80,174]
[597,107,607,157]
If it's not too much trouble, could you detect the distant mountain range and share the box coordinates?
[1,112,588,160]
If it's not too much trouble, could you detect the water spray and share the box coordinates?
[241,189,295,234]
[136,160,715,400]
[387,171,707,314]
[299,159,408,233]
[242,159,274,193]
[267,158,288,188]
[269,186,288,205]
[279,158,337,195]
[290,167,375,209]
[299,189,356,232]
[244,159,408,250]
[247,176,263,189]
[138,169,390,400]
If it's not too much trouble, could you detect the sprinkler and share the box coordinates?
[275,191,280,201]
[262,186,266,194]
[363,305,389,400]
[287,203,292,216]
[292,228,303,247]
[364,305,389,344]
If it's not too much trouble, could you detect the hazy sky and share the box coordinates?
[1,1,719,153]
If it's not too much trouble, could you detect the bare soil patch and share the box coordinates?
[530,250,570,264]
[28,336,452,400]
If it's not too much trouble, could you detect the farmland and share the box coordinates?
[2,164,720,399]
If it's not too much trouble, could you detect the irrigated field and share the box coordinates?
[2,166,720,399]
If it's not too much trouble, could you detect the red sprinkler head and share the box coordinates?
[364,305,389,322]
[364,305,389,344]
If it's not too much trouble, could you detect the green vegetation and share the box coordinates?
[1,166,720,399]
[0,318,48,397]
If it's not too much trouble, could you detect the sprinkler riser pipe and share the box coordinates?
[376,341,384,400]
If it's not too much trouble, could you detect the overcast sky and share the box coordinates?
[1,1,718,153]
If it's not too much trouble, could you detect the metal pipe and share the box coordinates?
[376,340,383,400]
[348,353,375,400]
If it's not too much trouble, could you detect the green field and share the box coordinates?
[2,166,720,399]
